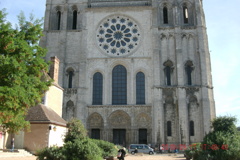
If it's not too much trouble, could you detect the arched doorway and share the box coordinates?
[108,110,131,146]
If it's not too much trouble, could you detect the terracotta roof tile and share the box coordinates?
[25,104,66,126]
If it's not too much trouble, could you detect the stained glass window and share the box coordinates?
[136,72,145,104]
[112,65,127,105]
[92,72,103,105]
[190,121,194,136]
[96,16,141,56]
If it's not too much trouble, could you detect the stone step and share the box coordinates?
[0,149,33,157]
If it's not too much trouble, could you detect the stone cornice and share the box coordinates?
[153,85,213,89]
[87,104,152,108]
[87,57,151,60]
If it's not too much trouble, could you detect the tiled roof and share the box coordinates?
[25,104,66,126]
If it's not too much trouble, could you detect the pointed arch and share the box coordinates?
[183,4,189,24]
[163,6,168,24]
[185,60,194,85]
[57,11,61,30]
[92,72,103,105]
[87,112,104,128]
[66,68,75,88]
[112,65,127,105]
[163,60,174,86]
[136,72,145,104]
[135,112,151,128]
[108,110,131,128]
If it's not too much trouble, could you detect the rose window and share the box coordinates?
[96,16,141,56]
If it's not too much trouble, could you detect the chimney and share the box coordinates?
[49,56,60,84]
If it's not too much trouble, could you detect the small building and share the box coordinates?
[24,104,67,153]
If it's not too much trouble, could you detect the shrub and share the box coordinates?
[199,131,240,160]
[190,116,240,160]
[184,143,202,160]
[64,118,88,143]
[91,139,118,158]
[36,146,63,160]
[62,138,102,160]
[37,119,118,160]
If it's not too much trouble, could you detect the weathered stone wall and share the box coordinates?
[41,0,215,147]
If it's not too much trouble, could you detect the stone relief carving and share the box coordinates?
[136,113,151,128]
[108,110,130,127]
[88,113,103,128]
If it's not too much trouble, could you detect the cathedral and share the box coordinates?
[40,0,216,147]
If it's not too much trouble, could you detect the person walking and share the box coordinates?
[117,147,126,160]
[11,138,14,152]
[160,145,164,154]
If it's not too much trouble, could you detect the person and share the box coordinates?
[134,148,138,154]
[117,148,126,160]
[168,148,171,153]
[174,148,178,153]
[11,138,14,152]
[159,145,164,154]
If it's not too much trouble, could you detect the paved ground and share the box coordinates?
[0,153,186,160]
[123,154,186,160]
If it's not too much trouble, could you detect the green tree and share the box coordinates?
[199,116,240,160]
[64,118,88,143]
[211,116,238,134]
[0,9,52,133]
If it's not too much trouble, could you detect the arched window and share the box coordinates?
[68,70,74,88]
[186,65,192,85]
[163,7,168,24]
[167,121,172,136]
[190,121,194,136]
[163,60,173,86]
[136,72,145,104]
[165,66,171,85]
[72,10,77,29]
[183,5,189,24]
[185,61,193,85]
[57,11,61,30]
[92,72,103,105]
[112,65,127,105]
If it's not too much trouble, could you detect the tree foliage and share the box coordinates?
[64,118,88,143]
[211,116,237,134]
[0,9,52,133]
[185,116,240,160]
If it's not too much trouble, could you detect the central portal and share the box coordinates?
[113,129,126,145]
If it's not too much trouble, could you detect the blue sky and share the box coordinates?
[1,0,240,126]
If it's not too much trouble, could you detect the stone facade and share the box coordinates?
[41,0,216,147]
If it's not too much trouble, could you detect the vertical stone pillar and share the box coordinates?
[174,30,189,145]
[178,88,189,145]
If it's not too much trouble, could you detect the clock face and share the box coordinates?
[96,15,141,57]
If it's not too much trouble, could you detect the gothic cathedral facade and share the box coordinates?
[40,0,215,147]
